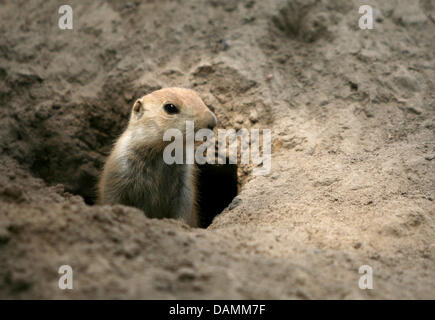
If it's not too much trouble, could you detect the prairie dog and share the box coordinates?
[98,87,217,227]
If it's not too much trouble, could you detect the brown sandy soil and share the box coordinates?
[0,0,434,299]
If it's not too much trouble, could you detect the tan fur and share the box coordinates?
[98,87,217,227]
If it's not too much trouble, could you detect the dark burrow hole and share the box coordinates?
[196,162,238,228]
[30,152,99,206]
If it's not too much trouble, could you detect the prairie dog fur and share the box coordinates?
[98,87,217,227]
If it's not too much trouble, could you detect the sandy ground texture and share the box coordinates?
[0,0,434,299]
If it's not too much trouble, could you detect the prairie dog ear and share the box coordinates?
[132,99,144,119]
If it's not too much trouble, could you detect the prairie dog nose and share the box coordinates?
[207,112,217,130]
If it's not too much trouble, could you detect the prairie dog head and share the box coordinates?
[127,87,217,151]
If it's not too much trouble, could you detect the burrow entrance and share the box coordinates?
[30,151,239,228]
[21,64,271,228]
[27,123,239,228]
[196,162,238,228]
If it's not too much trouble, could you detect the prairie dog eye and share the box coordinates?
[163,103,179,114]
